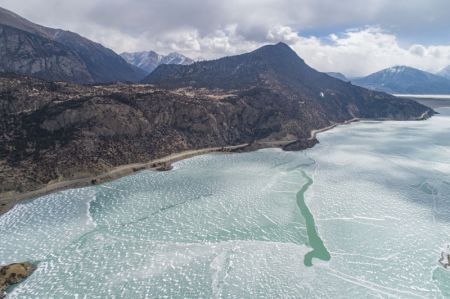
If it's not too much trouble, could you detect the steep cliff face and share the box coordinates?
[0,25,93,83]
[0,7,145,83]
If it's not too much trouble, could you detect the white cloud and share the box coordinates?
[64,23,450,77]
[409,44,427,57]
[266,26,450,77]
[1,0,450,76]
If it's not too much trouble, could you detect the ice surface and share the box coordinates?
[0,188,97,264]
[306,108,450,297]
[1,109,450,298]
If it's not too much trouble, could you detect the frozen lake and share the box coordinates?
[1,109,450,298]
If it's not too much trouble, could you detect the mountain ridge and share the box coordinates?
[144,42,319,90]
[144,42,432,122]
[0,6,145,83]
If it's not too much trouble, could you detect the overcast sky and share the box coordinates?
[1,0,450,77]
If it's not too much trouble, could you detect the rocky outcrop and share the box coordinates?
[0,262,34,298]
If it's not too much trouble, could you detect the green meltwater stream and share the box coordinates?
[297,171,331,266]
[1,108,450,298]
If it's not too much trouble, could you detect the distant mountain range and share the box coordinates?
[121,51,194,74]
[353,66,450,94]
[326,72,349,82]
[0,7,145,83]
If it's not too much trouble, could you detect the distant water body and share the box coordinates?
[394,94,450,99]
[1,109,450,298]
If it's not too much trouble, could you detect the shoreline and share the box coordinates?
[0,112,434,216]
[308,118,359,141]
[0,144,248,216]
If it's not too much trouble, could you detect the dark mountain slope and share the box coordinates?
[145,43,432,121]
[0,24,93,82]
[0,7,145,83]
[145,43,350,92]
[144,42,317,90]
[51,30,146,83]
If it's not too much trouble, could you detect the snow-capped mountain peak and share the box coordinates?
[353,65,450,94]
[162,52,190,64]
[120,50,194,74]
[386,65,408,73]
